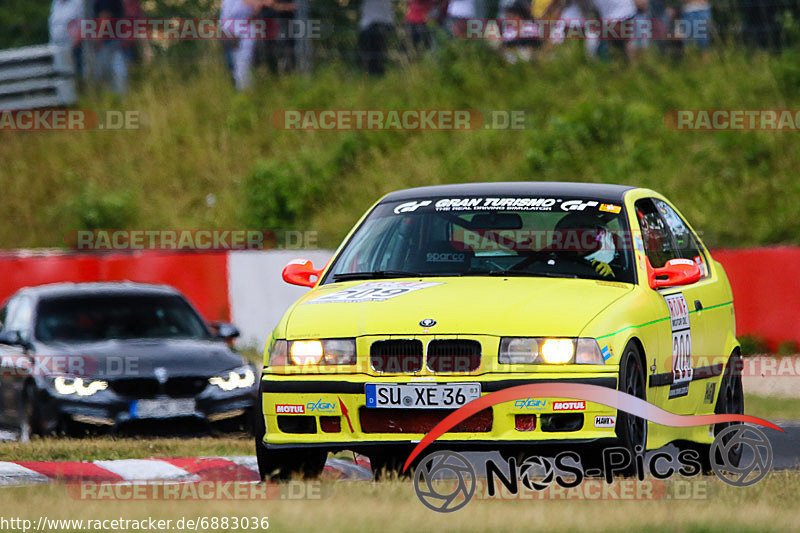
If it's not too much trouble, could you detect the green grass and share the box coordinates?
[2,44,800,249]
[0,436,252,462]
[745,393,800,421]
[2,472,800,532]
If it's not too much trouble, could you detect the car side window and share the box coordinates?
[652,199,709,277]
[634,199,679,268]
[0,302,7,330]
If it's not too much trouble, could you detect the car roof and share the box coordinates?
[15,282,181,301]
[380,181,636,203]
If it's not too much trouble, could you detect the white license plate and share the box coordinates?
[365,383,480,409]
[131,398,196,419]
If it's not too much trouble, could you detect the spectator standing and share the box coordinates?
[121,0,145,63]
[48,0,85,77]
[221,0,261,90]
[358,0,395,76]
[258,0,297,73]
[680,0,711,50]
[591,0,637,59]
[94,0,129,93]
[445,0,475,38]
[405,0,445,52]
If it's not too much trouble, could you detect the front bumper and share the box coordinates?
[39,385,256,431]
[260,373,620,449]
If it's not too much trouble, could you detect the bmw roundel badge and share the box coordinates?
[419,318,437,327]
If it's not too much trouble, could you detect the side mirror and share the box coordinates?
[647,258,702,289]
[0,330,24,347]
[209,322,240,341]
[282,259,322,288]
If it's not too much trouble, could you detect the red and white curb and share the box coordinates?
[0,456,372,487]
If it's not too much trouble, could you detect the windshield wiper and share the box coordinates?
[480,270,579,279]
[332,270,423,281]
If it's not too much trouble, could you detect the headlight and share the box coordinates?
[499,337,604,365]
[209,366,256,391]
[269,339,356,366]
[52,376,108,396]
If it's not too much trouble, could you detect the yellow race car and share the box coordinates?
[256,182,742,479]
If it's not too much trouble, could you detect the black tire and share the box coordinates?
[254,398,326,481]
[615,342,648,474]
[369,452,412,481]
[691,353,745,474]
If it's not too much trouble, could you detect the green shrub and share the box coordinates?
[738,334,770,356]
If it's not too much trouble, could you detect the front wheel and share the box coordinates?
[615,342,648,474]
[686,353,744,474]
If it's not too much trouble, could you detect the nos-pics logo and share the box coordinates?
[413,424,773,512]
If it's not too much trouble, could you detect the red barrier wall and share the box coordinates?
[0,248,796,349]
[713,247,800,351]
[0,251,229,322]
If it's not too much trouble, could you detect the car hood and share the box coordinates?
[34,338,246,379]
[284,277,634,339]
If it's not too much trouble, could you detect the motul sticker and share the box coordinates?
[275,404,305,414]
[594,415,616,428]
[553,401,585,411]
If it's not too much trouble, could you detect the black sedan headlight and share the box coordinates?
[208,365,256,391]
[50,375,109,396]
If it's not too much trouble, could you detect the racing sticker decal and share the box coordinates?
[665,292,693,399]
[594,415,616,428]
[601,345,613,361]
[552,401,586,411]
[308,281,443,304]
[599,203,622,214]
[275,404,305,414]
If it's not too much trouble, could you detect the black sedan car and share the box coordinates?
[0,282,257,438]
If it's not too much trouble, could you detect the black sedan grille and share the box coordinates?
[110,377,207,398]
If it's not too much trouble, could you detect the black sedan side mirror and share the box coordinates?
[0,330,24,346]
[209,322,240,341]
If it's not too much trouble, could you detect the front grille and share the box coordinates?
[426,340,482,372]
[359,407,493,433]
[164,377,207,397]
[370,340,423,373]
[110,378,159,398]
[109,377,207,398]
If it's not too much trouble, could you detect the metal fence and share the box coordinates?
[0,44,77,111]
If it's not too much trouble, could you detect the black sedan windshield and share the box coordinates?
[324,196,636,284]
[35,295,210,342]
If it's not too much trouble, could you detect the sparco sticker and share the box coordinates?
[308,281,442,304]
[665,292,693,399]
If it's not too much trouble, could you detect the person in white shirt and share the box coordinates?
[49,0,85,75]
[221,0,262,90]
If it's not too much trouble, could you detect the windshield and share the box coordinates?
[323,196,635,284]
[35,295,210,342]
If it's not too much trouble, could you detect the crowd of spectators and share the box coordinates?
[44,0,795,93]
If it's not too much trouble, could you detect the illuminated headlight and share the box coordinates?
[209,366,256,391]
[499,338,604,365]
[52,376,108,396]
[269,339,356,366]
